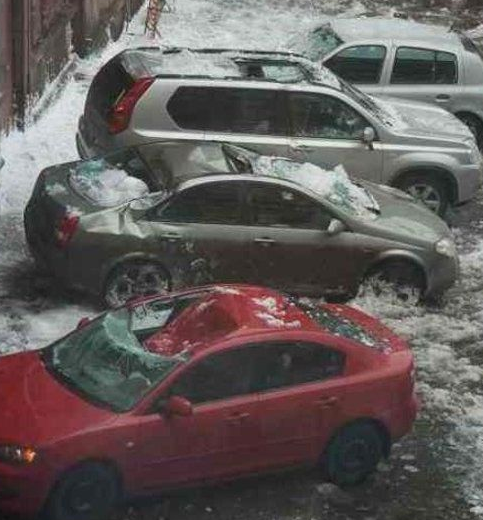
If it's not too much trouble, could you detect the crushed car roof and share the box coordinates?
[141,285,315,357]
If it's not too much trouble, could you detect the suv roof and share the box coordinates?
[118,46,340,87]
[329,17,461,46]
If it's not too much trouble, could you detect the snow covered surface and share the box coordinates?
[253,156,378,219]
[0,0,483,516]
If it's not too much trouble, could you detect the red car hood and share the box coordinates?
[0,351,116,446]
[321,304,410,353]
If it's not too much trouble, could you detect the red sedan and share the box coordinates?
[0,285,417,520]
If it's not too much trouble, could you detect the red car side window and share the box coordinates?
[169,348,254,404]
[250,341,345,392]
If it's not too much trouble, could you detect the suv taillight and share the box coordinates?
[55,214,79,249]
[107,77,154,134]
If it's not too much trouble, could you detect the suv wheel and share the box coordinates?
[104,260,170,308]
[322,422,385,487]
[46,463,119,520]
[456,113,483,150]
[364,259,424,303]
[394,173,448,216]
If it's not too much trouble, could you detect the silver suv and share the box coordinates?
[288,18,483,148]
[76,47,482,216]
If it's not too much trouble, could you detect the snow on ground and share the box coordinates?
[2,0,483,516]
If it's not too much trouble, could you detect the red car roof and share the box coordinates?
[143,285,315,356]
[141,285,408,357]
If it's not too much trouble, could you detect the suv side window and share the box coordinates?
[167,87,285,136]
[248,183,331,229]
[251,342,345,392]
[157,182,243,224]
[289,92,368,140]
[325,45,387,84]
[391,47,458,84]
[166,87,213,130]
[210,87,285,135]
[169,349,253,404]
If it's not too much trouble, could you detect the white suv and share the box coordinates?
[288,18,483,148]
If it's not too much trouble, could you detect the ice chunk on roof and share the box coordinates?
[70,159,149,207]
[141,49,242,77]
[252,156,377,219]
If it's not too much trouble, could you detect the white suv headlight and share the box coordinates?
[435,237,457,257]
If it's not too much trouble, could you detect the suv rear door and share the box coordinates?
[286,90,384,182]
[383,45,461,112]
[168,85,291,157]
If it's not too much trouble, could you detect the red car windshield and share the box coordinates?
[43,309,182,412]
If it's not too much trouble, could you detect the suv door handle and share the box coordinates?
[160,232,181,241]
[316,396,338,408]
[254,237,276,246]
[435,94,451,102]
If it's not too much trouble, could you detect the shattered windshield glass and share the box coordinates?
[42,310,181,412]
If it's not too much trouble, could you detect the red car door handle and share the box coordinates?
[226,412,250,424]
[254,237,276,246]
[316,396,338,407]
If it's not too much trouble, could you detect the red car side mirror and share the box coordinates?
[77,317,91,329]
[165,396,193,417]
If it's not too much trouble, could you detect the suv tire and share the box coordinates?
[394,173,449,216]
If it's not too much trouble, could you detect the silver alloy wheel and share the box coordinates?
[105,263,169,308]
[405,183,441,214]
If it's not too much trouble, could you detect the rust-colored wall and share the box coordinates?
[0,0,145,133]
[0,0,14,131]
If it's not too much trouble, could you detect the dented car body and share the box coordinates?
[24,146,458,306]
[0,285,417,518]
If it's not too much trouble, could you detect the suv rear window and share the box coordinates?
[86,58,135,119]
[168,86,286,135]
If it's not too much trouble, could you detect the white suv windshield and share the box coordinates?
[289,24,344,61]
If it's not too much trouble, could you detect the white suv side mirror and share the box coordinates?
[327,218,346,236]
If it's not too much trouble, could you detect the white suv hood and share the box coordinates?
[373,95,474,141]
